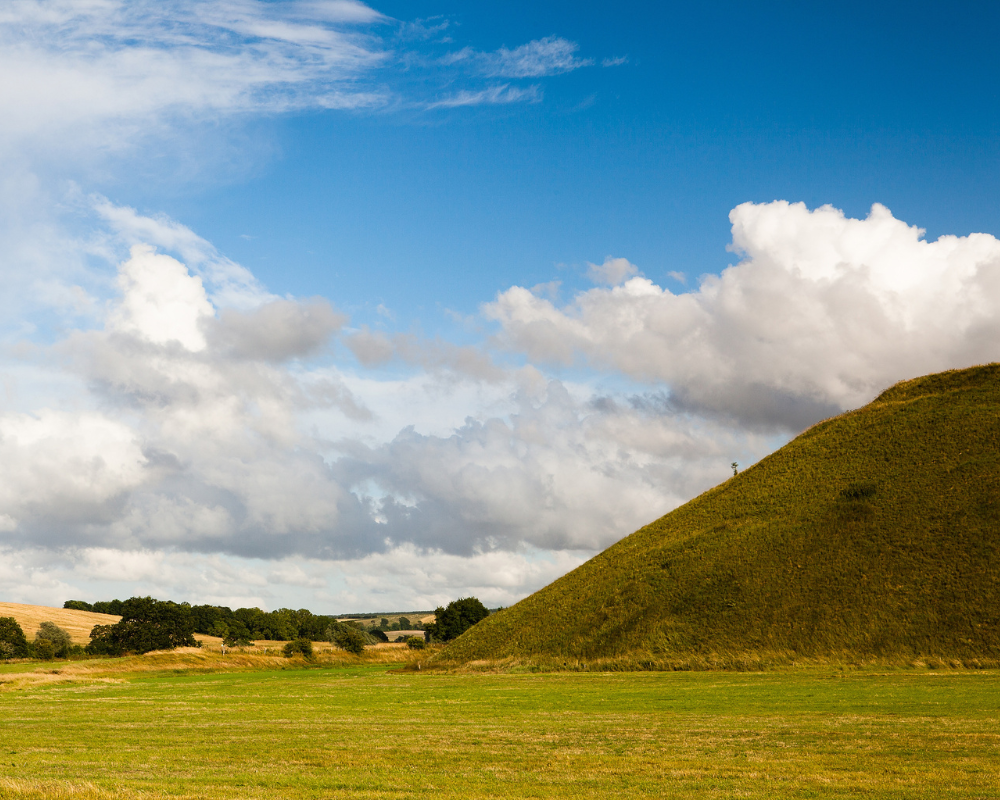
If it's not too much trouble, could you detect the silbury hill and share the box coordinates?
[437,365,1000,668]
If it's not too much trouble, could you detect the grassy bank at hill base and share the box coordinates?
[0,644,425,691]
[416,651,1000,674]
[0,662,996,799]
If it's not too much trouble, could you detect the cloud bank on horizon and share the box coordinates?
[4,197,997,611]
[1,1,997,612]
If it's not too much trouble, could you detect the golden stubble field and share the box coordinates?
[0,602,119,644]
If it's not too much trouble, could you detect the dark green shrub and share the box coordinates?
[840,482,878,501]
[32,639,55,660]
[63,600,93,612]
[35,621,72,658]
[0,617,29,659]
[283,638,314,659]
[405,636,425,650]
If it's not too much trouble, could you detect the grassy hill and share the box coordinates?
[436,365,1000,669]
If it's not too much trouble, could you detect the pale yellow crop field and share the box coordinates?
[0,602,119,644]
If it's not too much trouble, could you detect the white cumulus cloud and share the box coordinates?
[588,256,640,286]
[2,212,757,570]
[487,201,1000,428]
[109,245,215,351]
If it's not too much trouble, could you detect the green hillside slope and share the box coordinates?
[437,365,1000,668]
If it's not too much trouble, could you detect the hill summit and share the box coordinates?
[438,365,1000,668]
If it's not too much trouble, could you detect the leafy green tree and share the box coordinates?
[91,599,124,615]
[426,597,489,642]
[405,636,425,650]
[222,620,253,647]
[190,604,232,635]
[0,617,29,659]
[63,600,93,611]
[326,623,366,655]
[379,618,390,630]
[85,624,119,656]
[398,617,411,629]
[35,621,72,658]
[86,597,199,656]
[232,607,297,641]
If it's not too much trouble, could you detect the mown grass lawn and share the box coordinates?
[0,664,997,799]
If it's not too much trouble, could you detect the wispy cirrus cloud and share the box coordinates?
[0,0,392,150]
[0,4,600,159]
[426,83,540,109]
[480,36,593,77]
[444,36,592,78]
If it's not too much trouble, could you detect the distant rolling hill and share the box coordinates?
[0,602,120,645]
[437,365,1000,668]
[0,604,225,649]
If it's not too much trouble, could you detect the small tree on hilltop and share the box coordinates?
[426,597,489,642]
[0,617,29,659]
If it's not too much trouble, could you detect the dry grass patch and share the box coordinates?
[0,642,423,692]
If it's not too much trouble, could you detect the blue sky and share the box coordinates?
[1,0,998,612]
[78,1,1000,327]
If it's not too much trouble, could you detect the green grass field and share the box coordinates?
[0,660,997,799]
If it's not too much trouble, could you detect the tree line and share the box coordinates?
[66,597,382,647]
[66,596,495,644]
[1,596,495,661]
